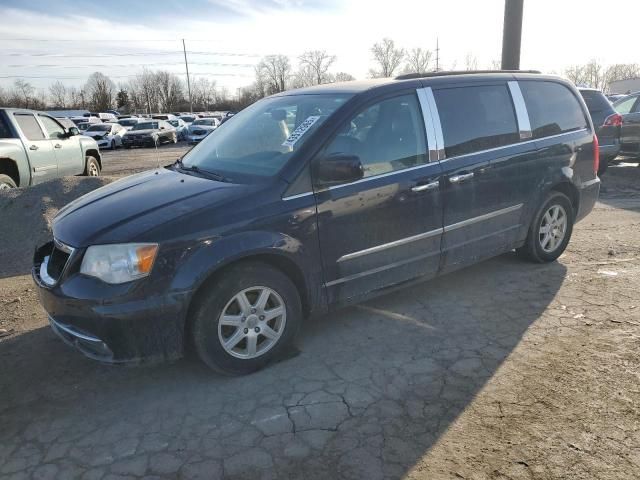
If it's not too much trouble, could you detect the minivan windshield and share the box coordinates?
[181,93,350,180]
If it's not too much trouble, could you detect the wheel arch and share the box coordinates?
[85,148,102,170]
[0,157,20,186]
[549,181,580,218]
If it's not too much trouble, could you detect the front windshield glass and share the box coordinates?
[193,119,215,126]
[167,120,180,127]
[182,93,350,180]
[180,116,195,122]
[119,119,138,126]
[133,122,158,130]
[86,124,111,132]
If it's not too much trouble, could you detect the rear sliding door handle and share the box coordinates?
[411,180,439,192]
[449,172,474,183]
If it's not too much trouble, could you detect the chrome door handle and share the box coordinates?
[411,181,439,192]
[29,144,39,151]
[54,144,62,149]
[449,172,474,183]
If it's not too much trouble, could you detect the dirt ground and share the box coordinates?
[0,151,639,480]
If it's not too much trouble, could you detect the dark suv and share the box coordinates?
[33,72,600,374]
[578,88,621,174]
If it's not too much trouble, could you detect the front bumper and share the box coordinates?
[187,134,209,143]
[122,137,155,147]
[33,242,191,364]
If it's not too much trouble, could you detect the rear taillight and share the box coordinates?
[603,113,623,127]
[593,134,600,175]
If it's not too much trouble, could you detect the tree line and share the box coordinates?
[1,39,638,113]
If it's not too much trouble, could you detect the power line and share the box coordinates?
[0,72,253,79]
[5,62,257,68]
[3,51,264,58]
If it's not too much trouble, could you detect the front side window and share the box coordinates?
[39,115,65,139]
[614,96,638,114]
[182,93,350,180]
[322,93,428,178]
[520,81,588,138]
[0,115,12,139]
[434,84,519,158]
[14,114,46,141]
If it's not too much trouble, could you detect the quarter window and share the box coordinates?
[520,81,588,139]
[433,84,519,157]
[613,96,637,114]
[323,93,428,178]
[14,114,46,141]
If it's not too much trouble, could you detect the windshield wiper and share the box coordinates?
[174,158,229,182]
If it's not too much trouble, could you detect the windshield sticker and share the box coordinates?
[282,116,321,148]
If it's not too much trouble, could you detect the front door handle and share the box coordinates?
[54,144,62,149]
[411,180,439,192]
[29,144,39,151]
[449,172,474,184]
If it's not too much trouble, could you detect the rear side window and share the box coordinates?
[14,114,46,141]
[520,81,588,139]
[433,84,519,157]
[580,90,612,113]
[614,96,638,114]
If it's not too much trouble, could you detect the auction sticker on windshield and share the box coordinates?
[282,116,321,148]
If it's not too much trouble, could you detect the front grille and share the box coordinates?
[193,130,206,135]
[47,243,71,281]
[92,135,103,140]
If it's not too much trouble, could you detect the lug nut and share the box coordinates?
[243,328,248,334]
[254,327,260,333]
[259,315,265,321]
[241,316,246,322]
[251,308,256,314]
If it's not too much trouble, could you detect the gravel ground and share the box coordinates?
[0,153,639,480]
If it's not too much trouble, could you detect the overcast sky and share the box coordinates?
[1,0,639,95]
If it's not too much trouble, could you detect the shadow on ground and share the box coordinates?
[0,253,566,479]
[599,162,640,212]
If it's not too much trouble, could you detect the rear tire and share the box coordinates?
[598,158,609,176]
[516,191,574,263]
[191,262,301,375]
[84,156,100,177]
[0,174,17,190]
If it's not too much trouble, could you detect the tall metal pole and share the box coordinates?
[182,39,193,113]
[501,0,524,70]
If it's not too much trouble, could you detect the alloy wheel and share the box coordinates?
[539,204,567,253]
[217,286,286,359]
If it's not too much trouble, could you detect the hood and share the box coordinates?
[189,124,216,133]
[124,128,158,135]
[53,168,249,247]
[84,131,109,138]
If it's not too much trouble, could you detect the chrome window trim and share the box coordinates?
[416,88,439,162]
[443,203,523,232]
[337,227,442,263]
[282,191,314,201]
[508,81,533,140]
[423,87,445,160]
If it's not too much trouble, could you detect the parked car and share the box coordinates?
[88,112,118,123]
[76,122,92,132]
[121,120,177,148]
[613,93,640,159]
[32,72,600,374]
[578,88,621,174]
[179,114,199,125]
[167,118,188,140]
[186,118,218,143]
[151,114,177,121]
[117,117,143,131]
[606,93,627,103]
[0,108,101,189]
[71,116,100,126]
[83,123,126,150]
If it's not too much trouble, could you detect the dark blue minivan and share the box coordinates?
[33,72,600,374]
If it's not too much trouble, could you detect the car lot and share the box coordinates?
[1,149,639,478]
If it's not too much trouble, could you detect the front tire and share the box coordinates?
[84,156,100,177]
[598,157,609,176]
[516,191,574,263]
[0,174,17,189]
[191,262,301,375]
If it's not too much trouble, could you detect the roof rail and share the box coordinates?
[394,70,542,80]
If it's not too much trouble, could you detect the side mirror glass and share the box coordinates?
[68,127,79,136]
[313,153,364,186]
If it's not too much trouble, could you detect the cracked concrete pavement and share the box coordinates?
[1,156,639,479]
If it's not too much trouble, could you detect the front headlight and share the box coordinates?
[80,243,158,284]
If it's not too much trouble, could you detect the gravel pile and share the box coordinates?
[0,176,115,279]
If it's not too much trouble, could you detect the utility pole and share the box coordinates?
[435,37,440,72]
[501,0,524,70]
[182,39,193,113]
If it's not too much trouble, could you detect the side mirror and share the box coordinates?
[313,153,364,186]
[68,127,79,136]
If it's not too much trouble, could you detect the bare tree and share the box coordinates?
[369,38,405,78]
[464,53,479,71]
[299,50,336,85]
[192,77,217,111]
[291,65,316,89]
[12,79,35,108]
[0,85,6,106]
[403,48,432,74]
[84,72,115,111]
[487,59,502,70]
[258,55,291,94]
[49,81,68,109]
[334,72,356,82]
[155,71,184,112]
